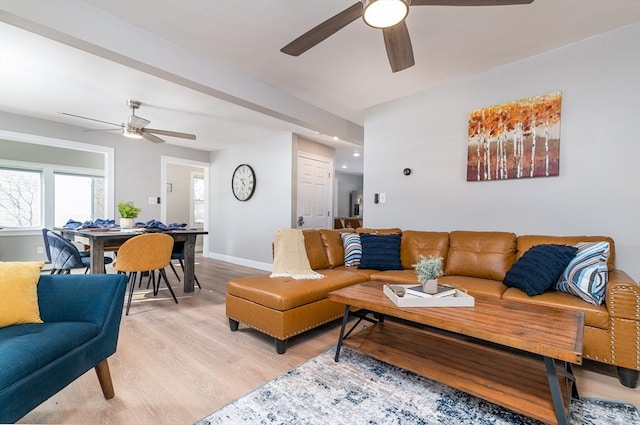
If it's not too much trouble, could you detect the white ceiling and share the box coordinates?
[1,0,639,174]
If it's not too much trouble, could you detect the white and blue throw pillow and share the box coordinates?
[555,241,610,306]
[341,233,362,267]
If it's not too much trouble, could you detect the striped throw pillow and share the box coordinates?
[341,233,362,267]
[555,241,610,306]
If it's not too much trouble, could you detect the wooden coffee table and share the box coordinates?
[328,281,584,425]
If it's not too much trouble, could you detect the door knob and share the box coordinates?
[297,216,304,226]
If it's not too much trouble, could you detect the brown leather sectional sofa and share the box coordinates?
[226,228,640,387]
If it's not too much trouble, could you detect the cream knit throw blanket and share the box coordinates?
[270,229,324,280]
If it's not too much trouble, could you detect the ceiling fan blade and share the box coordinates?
[128,115,150,129]
[144,128,197,140]
[82,128,121,133]
[383,22,415,73]
[61,112,122,127]
[141,132,165,144]
[411,0,534,5]
[281,2,362,56]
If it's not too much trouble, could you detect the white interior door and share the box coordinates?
[297,154,333,229]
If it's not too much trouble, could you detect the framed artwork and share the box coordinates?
[467,91,562,181]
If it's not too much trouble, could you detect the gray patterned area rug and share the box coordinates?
[196,347,639,425]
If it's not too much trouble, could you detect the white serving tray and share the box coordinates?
[383,284,475,308]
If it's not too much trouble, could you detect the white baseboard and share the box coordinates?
[205,252,272,272]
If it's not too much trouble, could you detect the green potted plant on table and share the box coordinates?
[117,201,141,229]
[413,255,444,294]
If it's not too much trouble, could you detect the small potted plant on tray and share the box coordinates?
[413,255,444,294]
[117,201,141,229]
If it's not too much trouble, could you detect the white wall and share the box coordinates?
[209,133,293,268]
[0,138,104,168]
[364,23,640,280]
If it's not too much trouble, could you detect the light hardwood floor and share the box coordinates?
[20,257,639,424]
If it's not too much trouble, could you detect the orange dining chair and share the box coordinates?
[113,233,178,315]
[334,218,344,229]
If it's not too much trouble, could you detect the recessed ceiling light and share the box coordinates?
[333,136,339,140]
[353,152,360,157]
[341,165,348,169]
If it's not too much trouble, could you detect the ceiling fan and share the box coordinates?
[62,99,197,143]
[281,0,535,73]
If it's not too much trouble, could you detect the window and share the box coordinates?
[0,163,105,231]
[0,167,42,228]
[192,175,204,224]
[0,131,114,235]
[54,173,105,227]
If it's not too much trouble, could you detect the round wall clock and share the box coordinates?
[231,164,256,201]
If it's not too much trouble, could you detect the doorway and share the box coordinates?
[161,156,209,255]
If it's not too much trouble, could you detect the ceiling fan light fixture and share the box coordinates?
[123,126,143,139]
[363,0,409,29]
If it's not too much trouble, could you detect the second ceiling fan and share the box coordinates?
[281,0,535,73]
[62,99,196,144]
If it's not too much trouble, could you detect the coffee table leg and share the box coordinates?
[544,356,568,425]
[567,362,579,399]
[334,305,351,362]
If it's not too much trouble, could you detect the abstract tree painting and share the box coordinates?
[467,91,562,182]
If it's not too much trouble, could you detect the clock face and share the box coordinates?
[231,164,256,201]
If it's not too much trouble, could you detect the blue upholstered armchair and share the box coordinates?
[0,273,127,423]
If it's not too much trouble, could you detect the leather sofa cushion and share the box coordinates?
[371,269,419,285]
[439,276,508,299]
[517,235,615,270]
[227,269,368,311]
[319,229,353,268]
[445,231,516,281]
[400,231,449,270]
[302,230,330,270]
[0,321,100,390]
[335,266,378,279]
[356,227,402,235]
[501,287,609,330]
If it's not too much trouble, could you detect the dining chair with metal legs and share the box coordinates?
[44,228,112,274]
[113,233,178,315]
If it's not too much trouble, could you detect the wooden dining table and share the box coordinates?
[59,228,208,293]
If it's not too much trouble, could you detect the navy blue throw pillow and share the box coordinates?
[503,244,578,296]
[358,233,403,271]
